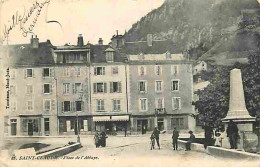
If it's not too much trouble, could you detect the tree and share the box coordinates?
[195,52,260,128]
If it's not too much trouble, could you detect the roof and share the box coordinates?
[90,45,125,63]
[122,40,181,55]
[6,41,55,67]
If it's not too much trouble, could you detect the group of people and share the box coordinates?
[94,131,107,148]
[150,127,195,151]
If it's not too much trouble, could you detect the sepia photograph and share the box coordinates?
[0,0,260,166]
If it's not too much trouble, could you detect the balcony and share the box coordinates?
[155,108,166,115]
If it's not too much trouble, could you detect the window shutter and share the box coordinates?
[72,84,75,94]
[42,69,45,78]
[83,120,88,131]
[110,82,113,93]
[66,121,70,132]
[94,67,97,75]
[145,82,147,92]
[103,67,105,75]
[51,100,55,111]
[72,101,76,111]
[24,69,27,78]
[70,101,72,111]
[138,82,140,91]
[104,83,107,93]
[62,102,64,111]
[50,68,54,77]
[118,82,122,93]
[81,101,84,111]
[32,69,35,78]
[93,83,97,93]
[42,85,44,94]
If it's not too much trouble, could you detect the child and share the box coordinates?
[150,133,155,150]
[214,132,223,147]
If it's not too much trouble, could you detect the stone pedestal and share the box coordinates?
[222,69,255,150]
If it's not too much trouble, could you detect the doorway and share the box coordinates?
[28,120,33,136]
[137,120,147,134]
[157,118,164,131]
[10,119,17,136]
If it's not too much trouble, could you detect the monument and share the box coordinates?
[222,69,255,150]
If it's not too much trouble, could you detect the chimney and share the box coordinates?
[98,38,103,45]
[31,35,39,48]
[116,30,118,36]
[77,34,84,46]
[147,34,153,46]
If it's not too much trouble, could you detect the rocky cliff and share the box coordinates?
[125,0,260,60]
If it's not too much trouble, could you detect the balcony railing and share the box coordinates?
[155,108,166,115]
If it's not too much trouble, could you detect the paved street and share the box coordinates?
[1,134,260,167]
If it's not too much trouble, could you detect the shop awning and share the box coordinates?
[93,116,111,122]
[111,115,129,121]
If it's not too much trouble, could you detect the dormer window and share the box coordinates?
[166,51,171,59]
[138,53,145,60]
[105,47,115,62]
[106,51,114,62]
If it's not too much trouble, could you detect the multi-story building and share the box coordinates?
[89,42,130,135]
[52,34,92,135]
[113,34,195,134]
[7,36,58,136]
[4,33,195,136]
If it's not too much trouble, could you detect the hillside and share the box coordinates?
[125,0,260,60]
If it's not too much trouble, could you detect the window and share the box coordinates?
[93,82,107,93]
[172,97,181,110]
[96,99,105,111]
[44,100,51,111]
[171,80,179,91]
[63,83,70,94]
[10,85,16,95]
[113,100,121,111]
[110,82,122,93]
[74,83,82,94]
[26,69,33,77]
[166,52,171,59]
[155,65,162,75]
[138,81,147,93]
[171,65,179,75]
[43,68,50,77]
[75,67,81,76]
[139,66,146,76]
[76,101,82,111]
[26,85,33,94]
[44,84,51,94]
[155,81,162,92]
[106,52,114,62]
[63,101,71,112]
[44,118,50,132]
[11,101,16,112]
[27,101,33,111]
[64,68,70,77]
[171,118,184,129]
[112,66,118,75]
[94,67,105,75]
[155,98,164,109]
[140,98,148,111]
[11,70,15,79]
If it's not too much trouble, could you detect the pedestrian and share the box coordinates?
[94,131,100,148]
[226,120,239,149]
[214,132,223,147]
[100,130,107,147]
[185,130,195,151]
[204,123,214,149]
[172,127,179,150]
[152,127,160,149]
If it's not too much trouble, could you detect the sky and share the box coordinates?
[0,0,165,45]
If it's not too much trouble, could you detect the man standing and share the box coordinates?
[204,123,214,149]
[226,120,239,149]
[172,127,179,150]
[152,127,160,149]
[185,131,196,151]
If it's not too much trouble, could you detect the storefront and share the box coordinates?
[58,116,92,135]
[93,115,130,135]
